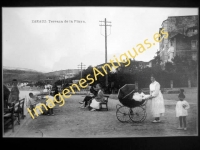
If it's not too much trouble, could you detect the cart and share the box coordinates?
[116,84,148,123]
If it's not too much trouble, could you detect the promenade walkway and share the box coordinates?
[4,93,197,137]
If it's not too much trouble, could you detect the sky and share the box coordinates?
[3,7,198,73]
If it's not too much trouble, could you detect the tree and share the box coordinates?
[35,81,45,87]
[154,50,161,66]
[165,62,174,73]
[55,80,62,85]
[172,55,197,87]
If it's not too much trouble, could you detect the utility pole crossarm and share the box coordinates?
[99,25,112,26]
[77,62,86,79]
[99,21,111,23]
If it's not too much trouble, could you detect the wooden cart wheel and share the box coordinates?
[116,106,131,123]
[129,107,146,123]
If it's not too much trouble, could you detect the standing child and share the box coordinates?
[176,89,190,130]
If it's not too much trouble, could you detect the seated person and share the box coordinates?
[27,93,41,118]
[90,83,105,111]
[44,94,56,116]
[79,84,98,108]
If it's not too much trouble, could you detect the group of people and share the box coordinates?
[136,75,190,130]
[79,83,106,111]
[27,84,59,117]
[27,92,55,117]
[4,76,190,130]
[4,79,59,117]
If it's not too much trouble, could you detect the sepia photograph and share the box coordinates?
[2,7,198,138]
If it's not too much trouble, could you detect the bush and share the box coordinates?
[26,83,33,87]
[167,90,180,94]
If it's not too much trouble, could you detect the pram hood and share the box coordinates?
[117,84,135,100]
[117,84,136,107]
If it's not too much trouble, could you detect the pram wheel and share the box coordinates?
[140,111,147,122]
[116,106,130,123]
[129,107,146,123]
[116,104,122,110]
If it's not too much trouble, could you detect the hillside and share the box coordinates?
[3,68,45,83]
[3,67,80,84]
[3,66,42,72]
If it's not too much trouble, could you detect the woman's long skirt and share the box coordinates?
[151,91,165,117]
[90,99,100,109]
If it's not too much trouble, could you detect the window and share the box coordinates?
[191,40,198,49]
[192,54,197,61]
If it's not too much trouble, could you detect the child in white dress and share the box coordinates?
[176,89,190,130]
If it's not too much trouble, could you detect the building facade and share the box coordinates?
[159,15,198,69]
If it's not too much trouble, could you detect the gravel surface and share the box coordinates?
[10,94,197,138]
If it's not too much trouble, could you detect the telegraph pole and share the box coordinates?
[99,18,112,86]
[78,62,86,78]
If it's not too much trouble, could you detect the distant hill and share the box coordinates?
[3,67,45,83]
[3,67,80,84]
[3,66,43,73]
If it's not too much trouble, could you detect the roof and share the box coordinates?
[161,19,167,26]
[168,32,186,39]
[168,15,198,18]
[168,32,178,38]
[148,59,154,62]
[97,62,123,67]
[136,61,149,63]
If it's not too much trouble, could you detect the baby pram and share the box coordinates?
[116,84,147,123]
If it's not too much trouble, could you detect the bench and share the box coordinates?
[99,95,109,111]
[14,98,25,124]
[4,103,15,132]
[20,98,26,119]
[13,101,20,125]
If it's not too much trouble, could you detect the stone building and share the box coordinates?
[159,15,198,69]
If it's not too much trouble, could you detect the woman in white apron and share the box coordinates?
[149,75,165,123]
